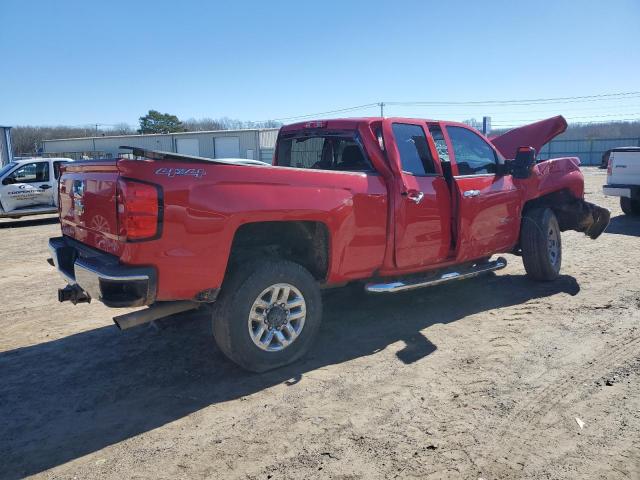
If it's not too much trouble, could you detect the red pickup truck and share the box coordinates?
[49,116,609,371]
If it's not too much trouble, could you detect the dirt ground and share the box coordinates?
[1,168,639,480]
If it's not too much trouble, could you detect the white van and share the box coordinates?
[603,147,640,216]
[0,157,73,218]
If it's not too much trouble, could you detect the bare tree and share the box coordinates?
[182,118,225,131]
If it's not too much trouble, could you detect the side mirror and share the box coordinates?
[507,146,537,179]
[2,176,15,185]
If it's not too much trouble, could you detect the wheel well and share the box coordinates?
[228,221,330,281]
[522,189,579,231]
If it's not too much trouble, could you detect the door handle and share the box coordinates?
[40,184,52,190]
[463,189,480,198]
[404,190,424,204]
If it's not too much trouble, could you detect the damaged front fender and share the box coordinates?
[553,199,610,240]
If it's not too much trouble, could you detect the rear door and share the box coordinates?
[59,160,122,255]
[609,149,640,186]
[445,125,521,261]
[0,160,54,212]
[382,120,451,269]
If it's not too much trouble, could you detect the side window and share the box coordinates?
[428,125,450,162]
[333,140,370,171]
[286,137,325,169]
[8,162,50,183]
[446,126,497,176]
[392,123,436,175]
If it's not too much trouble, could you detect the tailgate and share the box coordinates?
[59,160,123,256]
[609,150,640,186]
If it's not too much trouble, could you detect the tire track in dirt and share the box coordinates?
[480,330,640,475]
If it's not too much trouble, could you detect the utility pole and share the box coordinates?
[379,102,385,117]
[95,124,99,136]
[0,126,13,166]
[482,116,491,135]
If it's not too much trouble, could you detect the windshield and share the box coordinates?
[0,163,17,178]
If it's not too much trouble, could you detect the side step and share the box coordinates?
[365,257,507,294]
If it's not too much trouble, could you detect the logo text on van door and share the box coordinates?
[155,167,206,178]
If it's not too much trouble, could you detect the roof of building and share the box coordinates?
[43,127,280,143]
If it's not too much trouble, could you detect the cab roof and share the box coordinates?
[280,117,469,133]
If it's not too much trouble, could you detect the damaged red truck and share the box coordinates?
[49,116,609,371]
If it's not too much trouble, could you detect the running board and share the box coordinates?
[0,207,58,218]
[365,257,507,294]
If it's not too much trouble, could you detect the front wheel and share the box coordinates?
[212,259,322,372]
[521,207,562,281]
[621,196,640,216]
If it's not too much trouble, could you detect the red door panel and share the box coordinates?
[395,175,451,268]
[442,124,523,262]
[454,175,522,261]
[382,119,451,270]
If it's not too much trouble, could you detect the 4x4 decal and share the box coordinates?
[155,167,206,178]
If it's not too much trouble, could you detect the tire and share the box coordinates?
[621,196,640,216]
[212,259,322,372]
[521,207,562,281]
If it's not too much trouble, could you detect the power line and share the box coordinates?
[489,113,640,124]
[266,103,378,122]
[491,118,640,127]
[386,102,640,115]
[73,91,640,128]
[256,91,640,124]
[385,91,640,107]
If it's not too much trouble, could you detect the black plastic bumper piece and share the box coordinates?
[48,236,157,308]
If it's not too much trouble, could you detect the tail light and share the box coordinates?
[116,178,162,241]
[607,156,613,176]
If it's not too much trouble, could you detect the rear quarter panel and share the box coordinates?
[118,160,388,300]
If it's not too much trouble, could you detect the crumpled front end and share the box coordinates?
[553,198,611,240]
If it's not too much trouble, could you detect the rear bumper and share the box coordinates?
[48,236,156,307]
[603,184,639,198]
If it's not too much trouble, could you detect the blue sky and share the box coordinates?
[2,0,639,128]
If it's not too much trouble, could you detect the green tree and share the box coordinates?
[138,110,185,134]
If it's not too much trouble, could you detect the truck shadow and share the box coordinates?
[0,273,579,478]
[0,216,58,229]
[605,214,640,237]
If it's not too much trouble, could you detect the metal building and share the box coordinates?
[42,128,279,163]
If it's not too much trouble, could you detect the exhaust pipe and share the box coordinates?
[113,301,200,330]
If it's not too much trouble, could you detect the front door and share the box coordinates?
[445,125,521,261]
[0,161,54,213]
[382,120,451,269]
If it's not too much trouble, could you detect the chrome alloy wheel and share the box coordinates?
[248,283,306,352]
[547,225,560,267]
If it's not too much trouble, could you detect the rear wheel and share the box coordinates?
[212,259,322,372]
[521,207,562,281]
[621,196,640,216]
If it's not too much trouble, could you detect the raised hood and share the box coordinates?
[490,116,567,159]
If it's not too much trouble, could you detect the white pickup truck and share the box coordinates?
[603,147,640,216]
[0,157,73,218]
